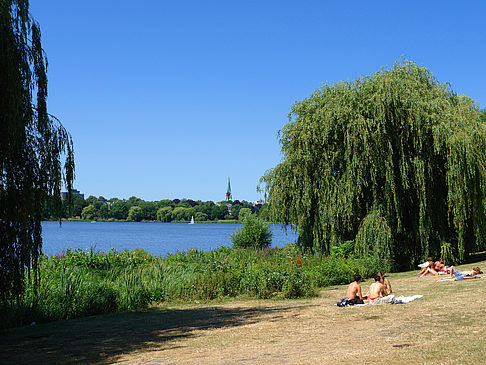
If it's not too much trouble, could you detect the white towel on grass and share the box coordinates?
[394,294,423,303]
[354,294,423,306]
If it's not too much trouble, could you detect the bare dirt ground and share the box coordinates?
[2,263,486,365]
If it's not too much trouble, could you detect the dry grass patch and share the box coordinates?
[2,261,486,364]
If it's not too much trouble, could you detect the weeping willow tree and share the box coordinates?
[0,0,74,302]
[261,60,486,269]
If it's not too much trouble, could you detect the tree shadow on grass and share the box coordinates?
[0,304,303,364]
[465,251,486,264]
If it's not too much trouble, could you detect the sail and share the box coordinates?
[189,216,195,224]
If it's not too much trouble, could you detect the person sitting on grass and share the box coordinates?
[434,258,446,273]
[420,265,440,277]
[337,274,368,306]
[416,257,436,275]
[377,272,392,294]
[437,266,482,281]
[366,275,389,301]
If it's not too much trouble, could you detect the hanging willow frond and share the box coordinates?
[261,60,486,269]
[0,1,75,302]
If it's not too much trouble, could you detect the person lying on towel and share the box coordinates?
[437,266,482,281]
[336,274,368,306]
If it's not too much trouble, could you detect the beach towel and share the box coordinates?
[393,295,423,303]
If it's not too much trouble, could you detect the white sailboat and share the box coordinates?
[189,216,195,224]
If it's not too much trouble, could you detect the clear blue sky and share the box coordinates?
[29,0,486,202]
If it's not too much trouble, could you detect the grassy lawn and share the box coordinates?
[1,260,486,364]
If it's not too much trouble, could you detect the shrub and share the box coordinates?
[330,240,355,258]
[231,214,273,249]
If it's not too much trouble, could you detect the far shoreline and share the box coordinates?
[42,218,243,224]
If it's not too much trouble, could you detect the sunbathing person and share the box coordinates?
[366,275,389,301]
[337,274,368,306]
[420,265,440,277]
[435,257,445,271]
[377,272,392,294]
[437,266,482,281]
[416,257,435,275]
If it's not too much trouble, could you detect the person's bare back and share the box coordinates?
[346,281,361,299]
[367,276,388,300]
[344,274,367,304]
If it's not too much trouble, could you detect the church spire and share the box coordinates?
[226,177,232,201]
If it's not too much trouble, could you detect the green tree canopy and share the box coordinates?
[238,207,252,221]
[156,206,173,222]
[81,205,97,221]
[127,206,143,222]
[261,60,486,269]
[1,0,75,301]
[194,212,208,222]
[139,201,157,221]
[109,201,129,220]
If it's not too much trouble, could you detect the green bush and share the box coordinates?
[231,214,272,249]
[330,240,355,258]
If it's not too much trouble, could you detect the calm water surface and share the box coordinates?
[41,221,298,257]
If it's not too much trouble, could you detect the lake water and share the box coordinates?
[41,221,298,257]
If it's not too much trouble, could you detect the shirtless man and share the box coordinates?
[367,275,389,301]
[345,274,368,304]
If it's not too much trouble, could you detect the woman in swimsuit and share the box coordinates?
[377,272,392,294]
[416,257,435,275]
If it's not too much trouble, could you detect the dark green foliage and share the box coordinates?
[231,214,272,249]
[109,201,129,220]
[0,1,75,302]
[480,109,486,123]
[354,208,393,267]
[261,60,486,268]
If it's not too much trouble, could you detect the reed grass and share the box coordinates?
[1,244,388,329]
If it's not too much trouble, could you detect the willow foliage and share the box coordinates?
[1,0,74,301]
[261,60,486,269]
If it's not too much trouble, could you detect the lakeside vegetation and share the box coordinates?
[1,241,388,329]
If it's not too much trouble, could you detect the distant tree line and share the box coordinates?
[43,196,269,222]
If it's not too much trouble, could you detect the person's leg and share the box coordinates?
[449,266,456,278]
